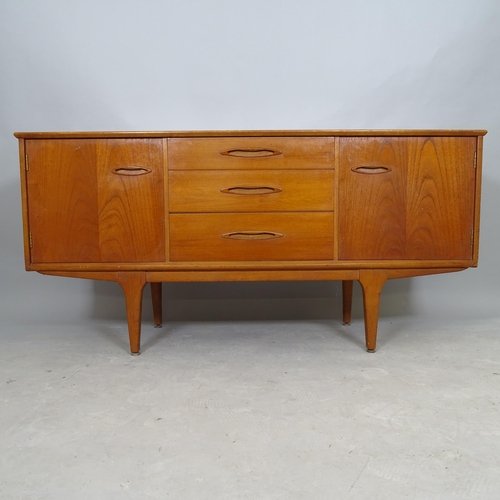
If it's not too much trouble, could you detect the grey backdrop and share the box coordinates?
[1,0,499,329]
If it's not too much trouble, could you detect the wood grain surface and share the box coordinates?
[26,139,165,263]
[170,212,334,261]
[168,137,335,170]
[338,137,476,260]
[169,169,334,212]
[97,139,165,262]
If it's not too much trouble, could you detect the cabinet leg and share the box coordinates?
[118,272,147,355]
[342,280,354,325]
[358,270,387,353]
[151,282,163,328]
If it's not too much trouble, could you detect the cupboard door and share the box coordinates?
[339,137,476,260]
[338,137,408,259]
[27,139,100,263]
[27,139,165,263]
[405,137,476,260]
[96,139,165,262]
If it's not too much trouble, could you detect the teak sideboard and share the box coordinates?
[15,130,486,354]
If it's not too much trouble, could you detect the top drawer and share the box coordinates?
[168,137,335,170]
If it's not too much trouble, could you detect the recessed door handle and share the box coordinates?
[352,166,391,174]
[112,166,152,176]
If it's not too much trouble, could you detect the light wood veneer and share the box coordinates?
[15,130,486,354]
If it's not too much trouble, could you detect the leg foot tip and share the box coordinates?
[366,348,376,353]
[130,351,141,356]
[343,321,351,326]
[154,324,162,328]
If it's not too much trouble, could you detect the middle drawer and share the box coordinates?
[169,170,334,212]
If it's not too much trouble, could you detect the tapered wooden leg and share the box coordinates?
[358,270,387,353]
[151,282,162,328]
[342,280,354,325]
[118,272,147,355]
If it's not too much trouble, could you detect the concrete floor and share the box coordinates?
[1,316,500,499]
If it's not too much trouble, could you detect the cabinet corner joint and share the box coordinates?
[25,154,29,171]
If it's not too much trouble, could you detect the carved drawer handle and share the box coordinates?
[221,231,283,240]
[221,185,283,195]
[352,166,391,174]
[220,148,283,158]
[112,166,152,176]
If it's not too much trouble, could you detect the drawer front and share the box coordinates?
[168,137,335,170]
[170,213,334,261]
[169,170,334,212]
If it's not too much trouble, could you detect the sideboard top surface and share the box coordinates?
[14,129,488,139]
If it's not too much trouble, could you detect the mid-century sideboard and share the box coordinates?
[15,130,486,354]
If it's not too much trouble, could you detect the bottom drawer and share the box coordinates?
[170,213,334,261]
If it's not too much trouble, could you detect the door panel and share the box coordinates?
[339,138,408,259]
[406,137,476,259]
[339,137,476,261]
[27,140,100,263]
[27,139,165,263]
[96,139,165,262]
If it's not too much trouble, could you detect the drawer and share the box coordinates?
[169,170,334,212]
[170,213,334,261]
[168,137,335,170]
